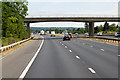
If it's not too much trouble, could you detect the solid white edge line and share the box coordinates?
[18,36,44,80]
[76,56,80,59]
[88,68,96,74]
[118,55,120,57]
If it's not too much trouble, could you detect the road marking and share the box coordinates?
[90,46,93,47]
[65,46,67,48]
[76,56,80,59]
[18,36,44,79]
[60,42,61,44]
[88,68,96,74]
[83,43,85,45]
[62,44,64,45]
[100,49,104,51]
[69,50,72,52]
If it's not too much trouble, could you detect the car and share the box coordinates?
[51,31,55,37]
[115,32,120,37]
[63,34,71,41]
[75,33,78,35]
[69,33,72,38]
[97,32,102,36]
[84,33,89,36]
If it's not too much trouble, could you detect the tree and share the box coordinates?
[77,28,80,31]
[85,22,89,32]
[109,24,116,31]
[103,21,109,31]
[2,2,28,40]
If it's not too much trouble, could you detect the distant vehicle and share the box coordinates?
[115,32,120,37]
[84,33,89,36]
[46,31,49,34]
[63,34,71,41]
[69,33,72,38]
[40,30,44,35]
[75,33,78,35]
[51,31,55,37]
[97,32,102,36]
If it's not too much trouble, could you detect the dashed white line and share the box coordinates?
[76,56,80,59]
[100,49,104,51]
[69,50,72,52]
[62,44,64,45]
[65,46,67,48]
[90,46,93,47]
[88,68,96,74]
[60,42,61,44]
[83,43,85,45]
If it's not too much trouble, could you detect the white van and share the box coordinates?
[51,31,55,37]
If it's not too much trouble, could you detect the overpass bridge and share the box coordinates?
[24,17,120,37]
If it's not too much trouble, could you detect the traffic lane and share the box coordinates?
[25,35,97,78]
[43,34,63,40]
[72,38,118,56]
[60,39,118,78]
[2,34,43,78]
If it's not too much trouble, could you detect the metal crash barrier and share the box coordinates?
[0,37,34,53]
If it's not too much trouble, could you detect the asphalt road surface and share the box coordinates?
[24,35,118,79]
[2,35,43,78]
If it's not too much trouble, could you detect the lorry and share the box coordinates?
[40,30,44,35]
[51,31,55,37]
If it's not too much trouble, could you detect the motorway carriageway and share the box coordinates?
[2,34,118,79]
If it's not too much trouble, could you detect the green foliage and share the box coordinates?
[94,25,103,33]
[85,22,89,32]
[2,2,28,45]
[103,21,109,31]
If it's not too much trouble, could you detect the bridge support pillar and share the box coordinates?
[89,22,94,38]
[27,22,30,38]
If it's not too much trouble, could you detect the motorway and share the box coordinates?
[25,35,118,79]
[2,34,118,79]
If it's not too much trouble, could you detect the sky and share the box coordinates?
[27,0,119,28]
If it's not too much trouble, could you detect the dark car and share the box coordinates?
[63,35,71,41]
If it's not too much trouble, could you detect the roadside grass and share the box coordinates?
[2,34,35,56]
[2,37,22,47]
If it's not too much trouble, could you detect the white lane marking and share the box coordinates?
[118,55,120,57]
[60,42,61,44]
[90,46,93,47]
[62,44,64,45]
[18,36,44,79]
[83,43,85,45]
[78,38,118,47]
[88,68,96,74]
[69,50,72,52]
[65,46,67,48]
[100,49,104,51]
[76,56,80,59]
